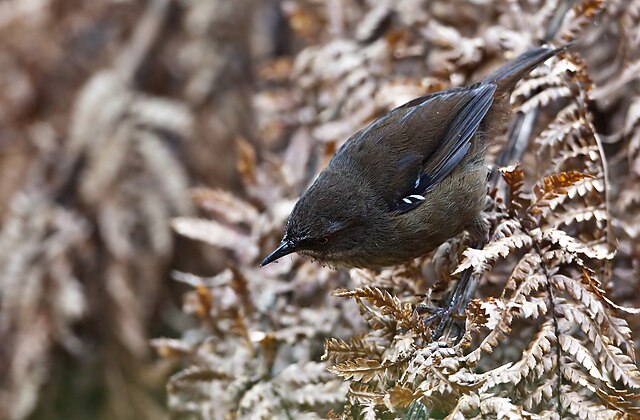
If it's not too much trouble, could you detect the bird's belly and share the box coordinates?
[390,167,487,260]
[332,167,487,269]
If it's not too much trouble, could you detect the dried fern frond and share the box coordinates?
[157,0,640,419]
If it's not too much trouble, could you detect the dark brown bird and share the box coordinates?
[261,47,563,269]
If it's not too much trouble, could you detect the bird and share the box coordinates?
[261,46,564,269]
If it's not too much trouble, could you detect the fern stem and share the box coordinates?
[536,243,564,418]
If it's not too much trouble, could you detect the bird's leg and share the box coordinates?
[417,269,472,338]
[421,221,488,340]
[418,270,473,340]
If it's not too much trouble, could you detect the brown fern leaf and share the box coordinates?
[288,381,349,407]
[595,386,640,417]
[559,388,621,420]
[465,308,513,365]
[524,374,559,412]
[502,251,542,297]
[499,163,528,215]
[518,86,574,113]
[383,385,422,412]
[559,335,606,381]
[534,228,611,260]
[327,358,391,383]
[347,382,385,406]
[478,395,529,418]
[553,275,635,360]
[169,366,233,388]
[482,320,556,391]
[559,0,606,43]
[354,298,399,335]
[334,287,410,321]
[445,393,481,418]
[584,270,640,317]
[600,345,640,390]
[322,337,383,363]
[151,338,193,358]
[530,171,595,213]
[557,302,640,395]
[454,230,533,275]
[190,188,259,224]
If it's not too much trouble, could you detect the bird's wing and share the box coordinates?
[392,83,496,212]
[331,83,496,212]
[421,83,495,188]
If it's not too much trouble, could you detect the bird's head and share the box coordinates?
[260,170,375,268]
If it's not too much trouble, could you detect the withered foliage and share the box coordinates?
[0,0,252,419]
[2,0,640,419]
[162,0,640,419]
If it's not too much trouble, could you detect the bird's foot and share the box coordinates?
[418,261,477,341]
[417,303,462,340]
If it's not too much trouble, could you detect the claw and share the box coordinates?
[416,304,439,314]
[421,240,486,341]
[421,270,474,340]
[422,308,446,324]
[417,304,456,338]
[421,303,458,340]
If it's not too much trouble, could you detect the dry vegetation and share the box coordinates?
[1,0,640,419]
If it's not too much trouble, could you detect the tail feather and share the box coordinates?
[485,46,567,98]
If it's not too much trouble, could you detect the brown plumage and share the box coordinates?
[261,47,564,269]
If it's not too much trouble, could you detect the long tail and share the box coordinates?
[484,46,567,99]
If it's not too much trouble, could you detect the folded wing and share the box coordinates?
[393,83,496,213]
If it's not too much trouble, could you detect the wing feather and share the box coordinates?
[395,83,496,212]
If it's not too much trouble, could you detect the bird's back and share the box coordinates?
[329,46,564,211]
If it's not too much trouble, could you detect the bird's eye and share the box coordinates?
[319,236,329,244]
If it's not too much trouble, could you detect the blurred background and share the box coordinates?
[0,0,638,419]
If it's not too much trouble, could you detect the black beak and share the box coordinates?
[260,239,295,267]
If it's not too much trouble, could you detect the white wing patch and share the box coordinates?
[400,194,425,206]
[396,174,430,212]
